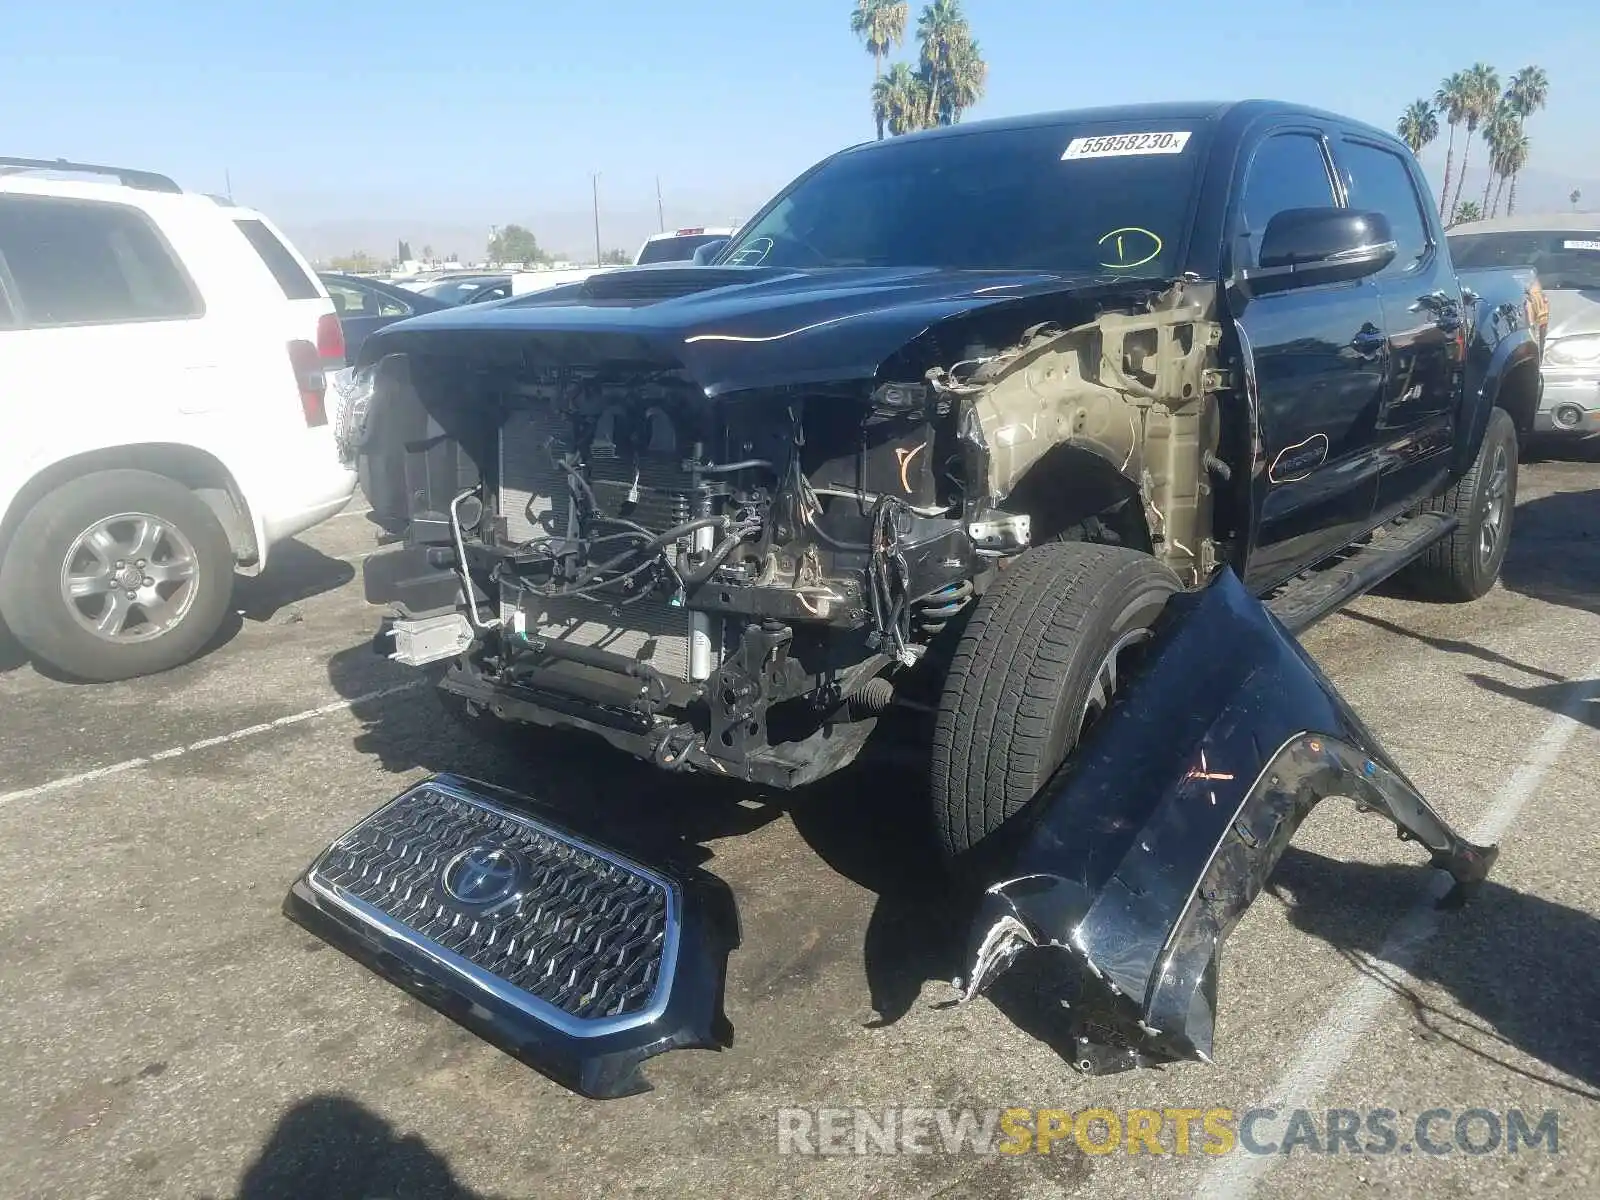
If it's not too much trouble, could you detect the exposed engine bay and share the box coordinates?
[375,279,1232,785]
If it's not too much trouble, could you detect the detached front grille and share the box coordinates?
[308,779,673,1024]
[498,403,706,681]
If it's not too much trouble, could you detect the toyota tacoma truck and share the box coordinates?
[295,101,1530,1096]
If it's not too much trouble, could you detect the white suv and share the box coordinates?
[0,158,357,681]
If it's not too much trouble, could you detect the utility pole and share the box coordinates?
[224,168,233,202]
[656,175,665,232]
[591,173,603,266]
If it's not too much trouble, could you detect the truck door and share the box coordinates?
[1229,128,1387,592]
[1333,135,1460,517]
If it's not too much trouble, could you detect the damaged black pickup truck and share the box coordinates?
[297,101,1535,1096]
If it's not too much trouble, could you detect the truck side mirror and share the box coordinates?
[1235,208,1396,298]
[692,238,731,265]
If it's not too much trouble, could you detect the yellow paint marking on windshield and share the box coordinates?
[1097,226,1163,270]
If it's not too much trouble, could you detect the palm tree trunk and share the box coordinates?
[1439,125,1457,218]
[1482,170,1495,215]
[1452,137,1474,223]
[1492,173,1509,218]
[1508,173,1520,216]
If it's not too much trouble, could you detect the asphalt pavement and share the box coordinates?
[1,457,1597,1200]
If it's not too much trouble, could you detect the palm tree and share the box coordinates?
[1481,101,1518,215]
[1451,200,1483,227]
[1451,63,1500,222]
[1396,99,1439,155]
[1505,65,1549,121]
[915,0,985,127]
[872,62,931,136]
[1494,127,1529,217]
[1434,72,1470,219]
[1502,66,1548,217]
[851,0,910,138]
[1573,189,1584,211]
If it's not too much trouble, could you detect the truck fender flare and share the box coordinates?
[954,566,1497,1070]
[1456,330,1539,475]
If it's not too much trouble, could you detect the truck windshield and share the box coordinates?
[720,122,1205,277]
[1448,230,1600,292]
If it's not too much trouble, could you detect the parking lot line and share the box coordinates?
[0,680,423,808]
[1193,648,1600,1200]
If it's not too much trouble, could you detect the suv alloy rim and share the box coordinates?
[59,512,201,643]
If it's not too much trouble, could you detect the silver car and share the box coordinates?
[1449,213,1600,439]
[1452,214,1600,438]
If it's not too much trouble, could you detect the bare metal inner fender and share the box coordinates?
[956,567,1497,1073]
[946,282,1223,583]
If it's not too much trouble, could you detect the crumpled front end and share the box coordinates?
[957,567,1497,1073]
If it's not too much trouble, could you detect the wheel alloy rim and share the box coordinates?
[1077,626,1154,740]
[59,512,201,644]
[1479,443,1510,567]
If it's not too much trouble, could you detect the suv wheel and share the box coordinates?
[0,470,234,682]
[930,542,1179,864]
[1401,407,1519,602]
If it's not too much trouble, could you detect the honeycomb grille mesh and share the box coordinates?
[311,785,670,1022]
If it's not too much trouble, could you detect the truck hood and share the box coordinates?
[359,265,1157,396]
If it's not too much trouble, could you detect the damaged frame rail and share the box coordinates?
[956,566,1498,1075]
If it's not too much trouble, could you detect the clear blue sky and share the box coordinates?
[4,1,1595,253]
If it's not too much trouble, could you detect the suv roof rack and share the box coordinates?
[0,157,182,194]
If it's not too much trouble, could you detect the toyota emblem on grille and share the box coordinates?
[442,844,525,906]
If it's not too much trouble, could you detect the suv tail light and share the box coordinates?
[317,311,346,363]
[288,339,328,426]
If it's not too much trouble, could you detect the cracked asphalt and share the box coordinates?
[1,455,1597,1200]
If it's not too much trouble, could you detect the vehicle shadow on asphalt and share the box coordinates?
[787,764,970,1027]
[322,642,782,858]
[1498,487,1600,618]
[227,1093,501,1200]
[0,617,24,674]
[1271,847,1600,1099]
[233,538,357,623]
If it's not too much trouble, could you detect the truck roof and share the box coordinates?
[837,99,1400,154]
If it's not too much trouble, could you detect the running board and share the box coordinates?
[1265,512,1458,634]
[283,775,739,1099]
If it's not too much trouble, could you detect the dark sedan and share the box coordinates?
[319,272,449,364]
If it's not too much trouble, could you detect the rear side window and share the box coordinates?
[0,195,202,326]
[1237,133,1338,265]
[234,218,320,300]
[636,234,727,265]
[1339,140,1431,273]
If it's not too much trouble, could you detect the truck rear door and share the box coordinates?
[1228,126,1386,591]
[1332,134,1459,518]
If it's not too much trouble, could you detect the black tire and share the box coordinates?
[931,542,1180,863]
[0,470,234,682]
[1400,407,1518,602]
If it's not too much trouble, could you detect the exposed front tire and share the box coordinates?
[1401,407,1519,602]
[0,470,234,682]
[930,542,1180,864]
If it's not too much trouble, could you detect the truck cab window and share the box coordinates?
[1238,133,1337,266]
[1340,140,1430,273]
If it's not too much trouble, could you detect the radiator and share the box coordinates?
[498,404,710,682]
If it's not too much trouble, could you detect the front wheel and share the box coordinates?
[930,542,1180,864]
[0,469,234,682]
[1401,407,1519,602]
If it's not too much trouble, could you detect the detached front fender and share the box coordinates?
[958,567,1496,1072]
